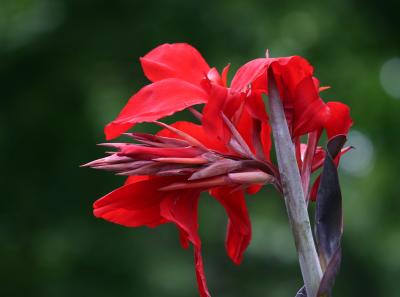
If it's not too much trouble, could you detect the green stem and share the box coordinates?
[267,71,322,297]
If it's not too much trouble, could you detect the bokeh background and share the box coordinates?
[1,0,399,296]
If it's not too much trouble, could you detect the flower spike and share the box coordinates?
[84,42,352,297]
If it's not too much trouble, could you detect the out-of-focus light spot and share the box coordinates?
[341,130,374,176]
[380,57,400,99]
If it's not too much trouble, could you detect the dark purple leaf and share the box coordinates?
[315,153,342,265]
[327,134,347,159]
[315,135,346,296]
[317,246,342,296]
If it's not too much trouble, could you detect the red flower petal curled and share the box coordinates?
[93,176,175,227]
[105,78,208,140]
[323,102,352,139]
[140,43,210,84]
[210,187,251,265]
[160,190,211,297]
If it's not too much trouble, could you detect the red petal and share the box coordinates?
[236,107,256,154]
[231,58,270,92]
[201,82,232,144]
[271,56,314,98]
[221,64,230,87]
[324,102,353,138]
[201,82,245,148]
[269,57,352,139]
[124,175,150,185]
[310,176,321,201]
[261,121,272,161]
[231,56,307,94]
[194,247,211,297]
[160,190,201,246]
[207,67,222,85]
[210,187,251,264]
[94,206,164,228]
[292,76,327,136]
[160,190,211,297]
[246,184,262,195]
[245,93,268,122]
[269,58,324,137]
[140,43,210,85]
[93,176,180,227]
[104,78,208,140]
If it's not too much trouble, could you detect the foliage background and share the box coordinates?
[1,0,399,296]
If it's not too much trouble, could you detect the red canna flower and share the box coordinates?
[85,43,352,296]
[85,43,279,297]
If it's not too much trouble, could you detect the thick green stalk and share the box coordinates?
[267,72,322,297]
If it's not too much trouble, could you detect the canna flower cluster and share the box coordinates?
[83,43,352,297]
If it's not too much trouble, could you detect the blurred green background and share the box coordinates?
[1,0,399,296]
